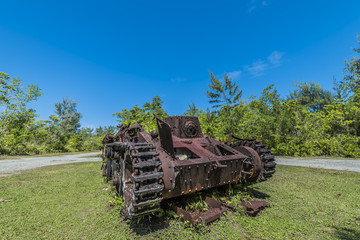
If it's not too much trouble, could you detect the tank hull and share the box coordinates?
[102,116,276,218]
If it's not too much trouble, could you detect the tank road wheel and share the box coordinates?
[102,146,114,182]
[112,160,123,196]
[101,162,107,177]
[232,140,276,182]
[111,161,117,176]
[123,152,135,218]
[105,159,112,182]
[121,143,164,219]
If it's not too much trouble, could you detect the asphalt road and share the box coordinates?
[0,152,102,177]
[1,153,360,177]
[276,157,360,172]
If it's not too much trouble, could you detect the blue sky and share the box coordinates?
[1,0,360,128]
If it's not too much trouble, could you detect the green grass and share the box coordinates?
[1,163,359,239]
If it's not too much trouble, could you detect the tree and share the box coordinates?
[288,81,333,112]
[204,72,244,136]
[113,95,168,132]
[342,36,360,98]
[206,72,242,109]
[47,97,82,151]
[0,72,15,104]
[143,95,168,118]
[184,102,202,116]
[333,77,349,101]
[340,36,360,109]
[0,72,42,154]
[52,97,81,134]
[0,72,42,120]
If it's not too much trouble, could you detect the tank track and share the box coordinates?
[122,143,164,219]
[232,140,276,182]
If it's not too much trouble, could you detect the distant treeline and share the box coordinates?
[114,37,360,158]
[1,37,359,157]
[0,73,114,155]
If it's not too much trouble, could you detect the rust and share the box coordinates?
[196,207,227,225]
[175,197,269,225]
[101,115,276,218]
[175,197,228,225]
[241,200,269,217]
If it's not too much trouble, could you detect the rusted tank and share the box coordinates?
[102,116,276,218]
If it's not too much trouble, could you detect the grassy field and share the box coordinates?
[0,162,359,240]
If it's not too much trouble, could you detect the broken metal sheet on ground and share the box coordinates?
[175,197,269,225]
[241,200,269,216]
[175,197,228,225]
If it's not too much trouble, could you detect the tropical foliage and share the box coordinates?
[114,37,360,157]
[0,73,111,155]
[1,36,360,157]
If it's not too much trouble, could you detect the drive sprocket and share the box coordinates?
[232,140,276,182]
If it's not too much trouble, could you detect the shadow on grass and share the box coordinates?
[250,189,271,199]
[334,226,360,240]
[128,216,170,236]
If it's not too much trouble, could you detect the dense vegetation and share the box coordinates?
[0,74,113,155]
[1,37,360,157]
[115,37,360,157]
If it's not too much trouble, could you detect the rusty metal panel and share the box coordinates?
[241,200,269,216]
[156,117,175,157]
[163,116,203,138]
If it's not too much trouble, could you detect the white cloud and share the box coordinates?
[244,60,269,77]
[248,6,256,13]
[244,51,285,77]
[227,70,242,80]
[222,51,284,79]
[248,0,268,13]
[268,51,284,64]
